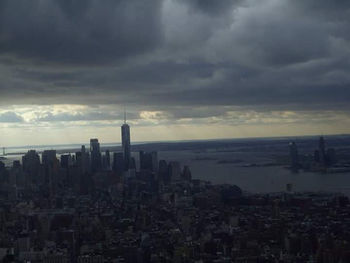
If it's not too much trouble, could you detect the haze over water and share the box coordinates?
[159,150,350,196]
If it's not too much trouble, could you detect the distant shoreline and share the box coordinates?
[3,133,350,152]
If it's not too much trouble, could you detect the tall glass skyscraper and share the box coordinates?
[90,138,101,172]
[121,113,131,171]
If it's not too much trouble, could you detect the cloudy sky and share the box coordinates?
[1,0,350,146]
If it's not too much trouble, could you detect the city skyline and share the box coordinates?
[1,1,350,145]
[1,1,350,261]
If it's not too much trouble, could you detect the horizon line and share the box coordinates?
[2,132,350,149]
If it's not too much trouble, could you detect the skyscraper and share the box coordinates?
[121,112,131,171]
[158,160,169,184]
[90,139,101,172]
[105,150,111,168]
[140,151,158,173]
[22,150,41,185]
[42,150,59,195]
[80,145,90,174]
[113,152,124,176]
[168,161,181,182]
[60,154,72,169]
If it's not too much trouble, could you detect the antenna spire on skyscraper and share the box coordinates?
[121,108,131,171]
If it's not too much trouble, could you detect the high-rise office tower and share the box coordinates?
[90,139,102,172]
[113,152,124,176]
[60,154,72,169]
[182,165,192,181]
[158,160,169,184]
[76,145,90,174]
[168,161,181,182]
[140,151,158,173]
[10,160,24,187]
[105,150,111,168]
[140,151,146,169]
[81,145,90,173]
[42,150,59,195]
[22,150,41,184]
[121,112,131,171]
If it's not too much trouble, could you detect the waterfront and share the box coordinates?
[3,144,350,196]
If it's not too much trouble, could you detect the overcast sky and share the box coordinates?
[1,0,350,146]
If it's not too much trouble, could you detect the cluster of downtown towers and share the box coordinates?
[17,119,186,195]
[18,121,135,193]
[90,121,132,173]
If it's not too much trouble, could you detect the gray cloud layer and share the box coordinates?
[0,0,162,63]
[0,112,23,123]
[0,0,350,121]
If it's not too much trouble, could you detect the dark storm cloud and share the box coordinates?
[0,0,350,118]
[232,15,331,66]
[0,0,162,63]
[177,0,243,15]
[150,82,350,110]
[294,0,350,21]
